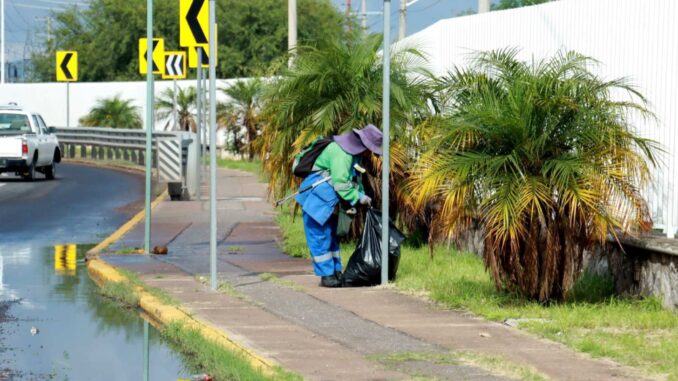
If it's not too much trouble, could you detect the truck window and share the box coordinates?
[31,115,42,134]
[0,113,30,134]
[37,115,49,130]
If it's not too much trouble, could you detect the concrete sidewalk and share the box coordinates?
[101,168,642,381]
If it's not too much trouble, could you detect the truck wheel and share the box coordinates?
[22,158,36,181]
[45,162,56,180]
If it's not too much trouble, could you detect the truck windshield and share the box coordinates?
[0,113,31,134]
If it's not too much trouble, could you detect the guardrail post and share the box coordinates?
[115,148,122,161]
[80,145,87,159]
[131,149,138,163]
[107,147,113,160]
[97,146,104,160]
[123,149,130,162]
[68,144,75,158]
[139,150,145,166]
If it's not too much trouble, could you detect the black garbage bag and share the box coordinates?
[343,208,406,287]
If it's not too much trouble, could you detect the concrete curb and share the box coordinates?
[87,190,168,256]
[87,258,279,377]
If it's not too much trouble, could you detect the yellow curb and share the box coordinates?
[87,258,279,378]
[88,190,168,255]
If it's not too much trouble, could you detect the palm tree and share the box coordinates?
[410,49,659,302]
[218,79,263,160]
[260,33,433,219]
[79,95,142,128]
[155,86,197,132]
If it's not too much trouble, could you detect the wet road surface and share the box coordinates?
[0,164,188,380]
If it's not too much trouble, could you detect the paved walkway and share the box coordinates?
[102,168,643,381]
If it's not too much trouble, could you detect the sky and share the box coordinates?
[1,0,488,63]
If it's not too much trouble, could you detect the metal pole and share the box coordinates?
[144,0,154,254]
[66,82,70,127]
[288,0,297,66]
[381,0,391,285]
[196,49,202,199]
[478,0,491,13]
[399,0,406,40]
[209,1,218,291]
[173,79,178,130]
[1,0,4,85]
[361,0,367,31]
[142,320,149,381]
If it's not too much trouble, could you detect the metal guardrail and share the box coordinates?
[54,127,199,200]
[54,127,180,165]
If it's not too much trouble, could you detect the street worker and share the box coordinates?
[294,124,383,287]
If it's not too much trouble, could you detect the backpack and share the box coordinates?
[292,137,333,178]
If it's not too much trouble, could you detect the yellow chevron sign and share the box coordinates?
[56,51,78,82]
[139,38,165,75]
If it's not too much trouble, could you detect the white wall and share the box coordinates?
[0,78,236,129]
[399,0,678,236]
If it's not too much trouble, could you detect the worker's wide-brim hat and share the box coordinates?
[333,124,383,156]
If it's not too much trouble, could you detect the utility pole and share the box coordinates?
[288,0,297,66]
[361,0,367,31]
[478,0,491,13]
[346,0,352,32]
[1,0,5,85]
[399,0,406,40]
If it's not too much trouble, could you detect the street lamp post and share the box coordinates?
[381,0,391,285]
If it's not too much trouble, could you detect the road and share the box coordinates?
[0,164,188,380]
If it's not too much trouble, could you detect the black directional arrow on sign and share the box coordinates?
[60,52,74,80]
[187,0,208,44]
[143,40,161,72]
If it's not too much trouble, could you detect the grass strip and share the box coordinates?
[97,271,298,380]
[162,322,301,381]
[276,210,678,380]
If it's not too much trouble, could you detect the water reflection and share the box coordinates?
[0,244,189,380]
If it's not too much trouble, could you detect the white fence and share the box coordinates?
[401,0,678,237]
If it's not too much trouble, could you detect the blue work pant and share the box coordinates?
[302,211,341,277]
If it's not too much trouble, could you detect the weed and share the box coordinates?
[259,273,304,292]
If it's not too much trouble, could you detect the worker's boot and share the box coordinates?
[320,275,342,288]
[334,271,344,285]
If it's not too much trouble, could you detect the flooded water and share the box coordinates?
[0,243,189,380]
[0,165,190,380]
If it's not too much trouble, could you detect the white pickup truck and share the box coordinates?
[0,105,61,180]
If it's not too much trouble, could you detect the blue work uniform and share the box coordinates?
[295,143,363,276]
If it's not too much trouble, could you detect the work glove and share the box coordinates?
[359,194,372,206]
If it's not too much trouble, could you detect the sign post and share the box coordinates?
[381,0,391,285]
[181,0,218,290]
[144,0,154,256]
[208,0,217,291]
[196,49,202,199]
[56,51,77,127]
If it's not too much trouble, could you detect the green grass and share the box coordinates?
[100,280,140,307]
[215,157,266,178]
[396,246,678,380]
[116,268,180,306]
[162,322,301,381]
[275,213,678,380]
[259,273,305,292]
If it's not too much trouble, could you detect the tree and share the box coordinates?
[155,86,197,132]
[29,0,344,82]
[410,49,658,302]
[492,0,553,10]
[79,95,142,128]
[218,79,263,160]
[260,33,434,239]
